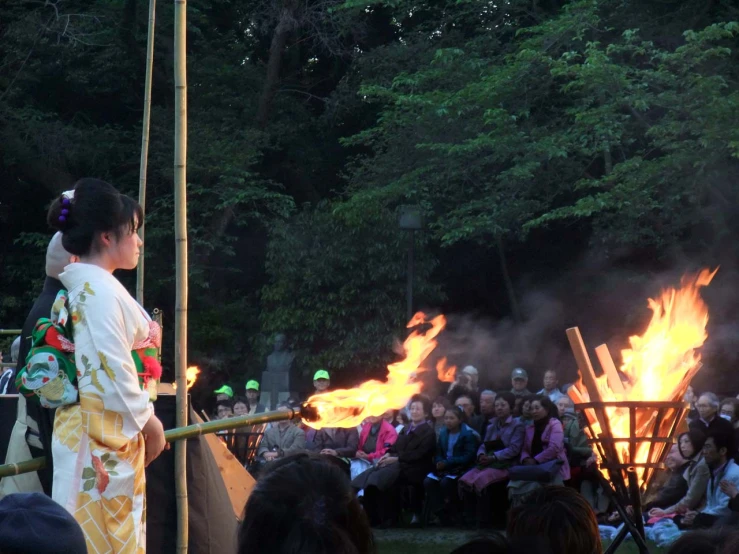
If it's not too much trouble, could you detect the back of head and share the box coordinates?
[45,232,74,280]
[507,486,602,554]
[0,492,87,553]
[450,534,553,554]
[238,454,374,554]
[47,178,143,257]
[667,529,739,554]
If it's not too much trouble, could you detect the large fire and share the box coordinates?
[568,268,718,479]
[304,312,446,429]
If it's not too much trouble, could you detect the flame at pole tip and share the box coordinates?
[303,312,446,429]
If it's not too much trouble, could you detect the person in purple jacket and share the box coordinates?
[508,395,570,506]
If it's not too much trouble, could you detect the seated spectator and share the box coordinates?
[720,398,739,426]
[649,431,709,517]
[460,392,524,495]
[256,403,306,467]
[245,380,267,414]
[352,394,436,526]
[507,486,603,554]
[555,397,592,473]
[238,453,374,554]
[676,428,739,530]
[516,395,535,425]
[309,424,359,475]
[216,400,234,420]
[510,368,532,398]
[454,394,481,442]
[432,396,452,437]
[642,443,689,513]
[450,533,553,554]
[395,410,409,433]
[0,492,88,553]
[538,370,566,403]
[350,415,398,479]
[684,386,698,424]
[423,406,477,523]
[214,384,234,402]
[471,390,497,438]
[690,393,734,437]
[666,528,739,554]
[508,396,569,506]
[233,396,249,417]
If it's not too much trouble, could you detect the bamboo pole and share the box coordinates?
[136,0,157,306]
[0,330,21,335]
[174,0,188,549]
[0,408,303,479]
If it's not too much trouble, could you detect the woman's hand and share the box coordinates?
[378,456,399,467]
[648,508,666,518]
[142,414,168,467]
[320,448,338,457]
[356,451,369,461]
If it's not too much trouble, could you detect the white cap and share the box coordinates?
[461,365,478,376]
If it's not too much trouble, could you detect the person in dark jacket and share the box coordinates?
[309,426,359,475]
[690,393,735,438]
[423,406,478,523]
[352,394,436,526]
[3,233,77,496]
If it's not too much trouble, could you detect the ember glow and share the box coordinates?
[172,365,201,391]
[569,268,717,479]
[304,312,446,429]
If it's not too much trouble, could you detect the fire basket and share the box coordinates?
[567,327,692,554]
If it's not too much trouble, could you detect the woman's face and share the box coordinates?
[530,401,547,421]
[409,401,427,424]
[679,434,695,458]
[522,400,532,417]
[432,402,446,419]
[233,402,248,416]
[108,223,142,271]
[494,398,511,419]
[444,410,462,431]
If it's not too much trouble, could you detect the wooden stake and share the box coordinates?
[174,0,189,550]
[136,0,157,305]
[595,344,626,397]
[566,328,604,404]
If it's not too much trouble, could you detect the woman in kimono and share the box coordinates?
[48,178,167,554]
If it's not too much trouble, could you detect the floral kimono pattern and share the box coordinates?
[52,263,154,554]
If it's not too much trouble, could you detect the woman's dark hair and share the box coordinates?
[446,405,466,425]
[531,395,558,421]
[678,430,706,459]
[216,400,233,410]
[667,529,739,554]
[233,396,248,408]
[508,486,602,554]
[432,396,452,411]
[495,391,516,412]
[397,411,409,425]
[238,453,374,554]
[450,534,553,554]
[47,178,143,256]
[409,393,432,418]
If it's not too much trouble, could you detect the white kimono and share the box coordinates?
[53,263,153,554]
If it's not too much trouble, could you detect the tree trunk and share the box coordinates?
[496,235,522,324]
[136,0,157,306]
[174,0,189,550]
[256,9,295,129]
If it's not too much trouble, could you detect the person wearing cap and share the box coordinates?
[313,369,331,394]
[0,492,87,553]
[245,380,266,414]
[215,384,234,402]
[537,370,566,403]
[511,368,532,398]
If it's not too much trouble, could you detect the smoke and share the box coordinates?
[425,256,739,396]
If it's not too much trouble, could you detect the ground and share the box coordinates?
[374,529,667,553]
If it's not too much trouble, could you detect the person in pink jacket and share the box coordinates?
[508,395,570,506]
[350,415,398,479]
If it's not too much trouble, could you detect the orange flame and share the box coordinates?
[569,268,717,481]
[172,366,201,391]
[436,357,457,383]
[304,312,446,429]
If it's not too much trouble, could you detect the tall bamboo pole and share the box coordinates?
[136,0,157,305]
[174,0,189,550]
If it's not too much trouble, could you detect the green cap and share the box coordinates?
[246,380,260,391]
[313,369,330,381]
[214,385,234,398]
